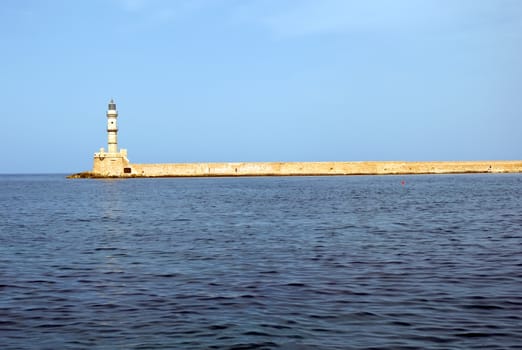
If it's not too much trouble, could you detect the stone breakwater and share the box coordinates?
[69,160,522,178]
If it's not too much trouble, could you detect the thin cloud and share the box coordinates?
[114,0,223,26]
[239,0,522,38]
[117,0,148,13]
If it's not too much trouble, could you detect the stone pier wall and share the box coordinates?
[95,160,522,177]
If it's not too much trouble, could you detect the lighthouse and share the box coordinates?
[107,99,118,153]
[93,99,129,176]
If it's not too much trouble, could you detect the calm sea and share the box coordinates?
[1,174,521,349]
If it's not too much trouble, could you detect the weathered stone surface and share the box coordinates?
[73,160,522,178]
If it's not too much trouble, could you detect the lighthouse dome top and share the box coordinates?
[108,99,117,111]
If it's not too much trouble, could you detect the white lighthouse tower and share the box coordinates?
[107,99,118,153]
[93,99,129,176]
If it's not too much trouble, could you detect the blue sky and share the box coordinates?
[1,0,521,173]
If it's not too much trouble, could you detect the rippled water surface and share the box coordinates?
[1,174,521,349]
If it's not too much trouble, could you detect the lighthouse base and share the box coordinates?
[92,149,130,177]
